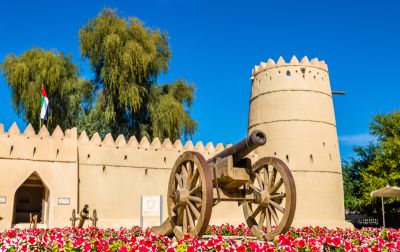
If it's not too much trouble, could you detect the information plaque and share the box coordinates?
[140,195,162,227]
[0,196,5,204]
[58,197,70,205]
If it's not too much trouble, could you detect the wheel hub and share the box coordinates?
[253,190,270,207]
[174,188,190,204]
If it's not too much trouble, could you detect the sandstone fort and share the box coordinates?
[0,55,352,230]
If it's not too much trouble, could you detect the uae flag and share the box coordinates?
[40,85,50,120]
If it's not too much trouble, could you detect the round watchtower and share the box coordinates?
[248,55,352,228]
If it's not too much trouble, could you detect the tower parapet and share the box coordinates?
[248,56,351,228]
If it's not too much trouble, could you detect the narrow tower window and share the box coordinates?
[286,71,291,77]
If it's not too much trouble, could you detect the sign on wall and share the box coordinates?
[140,195,162,227]
[0,196,5,204]
[58,198,70,205]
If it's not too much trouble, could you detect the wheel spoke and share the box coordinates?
[183,208,188,232]
[270,193,286,199]
[265,207,272,232]
[190,183,201,195]
[259,209,266,227]
[175,174,183,188]
[249,183,260,192]
[189,169,199,189]
[186,162,193,187]
[264,166,269,187]
[268,205,279,226]
[251,205,263,219]
[268,168,277,192]
[269,200,285,213]
[186,205,195,231]
[270,178,283,194]
[181,165,188,188]
[188,195,202,203]
[255,173,264,190]
[177,207,185,225]
[188,201,200,219]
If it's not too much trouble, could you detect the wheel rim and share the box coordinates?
[70,209,76,227]
[92,210,97,227]
[167,151,213,240]
[243,157,296,240]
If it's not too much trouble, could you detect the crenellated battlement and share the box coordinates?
[0,122,77,162]
[76,131,226,155]
[251,55,328,77]
[0,122,229,169]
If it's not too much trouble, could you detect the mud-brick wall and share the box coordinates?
[77,132,245,228]
[0,123,78,230]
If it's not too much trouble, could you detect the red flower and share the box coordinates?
[28,236,36,245]
[83,242,92,251]
[237,245,246,252]
[332,237,342,247]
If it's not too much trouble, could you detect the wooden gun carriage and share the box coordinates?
[70,204,98,228]
[154,130,296,240]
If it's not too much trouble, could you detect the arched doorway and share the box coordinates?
[13,173,49,225]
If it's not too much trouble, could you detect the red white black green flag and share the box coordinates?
[40,85,50,120]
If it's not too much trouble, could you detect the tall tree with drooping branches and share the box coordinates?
[79,8,196,141]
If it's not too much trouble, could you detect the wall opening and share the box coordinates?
[286,71,291,77]
[13,173,49,225]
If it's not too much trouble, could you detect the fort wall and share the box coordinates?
[0,123,78,229]
[0,123,243,230]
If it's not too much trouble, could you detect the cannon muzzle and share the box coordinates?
[208,130,266,165]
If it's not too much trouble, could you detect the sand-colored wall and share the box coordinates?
[248,56,352,228]
[77,132,244,228]
[0,124,78,230]
[0,123,244,230]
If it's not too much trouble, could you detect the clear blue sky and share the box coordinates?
[0,0,399,160]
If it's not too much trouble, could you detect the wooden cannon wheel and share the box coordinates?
[167,151,213,240]
[92,209,98,227]
[243,157,296,240]
[70,209,76,227]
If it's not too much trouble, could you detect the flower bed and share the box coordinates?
[1,225,400,251]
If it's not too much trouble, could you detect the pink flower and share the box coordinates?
[83,242,92,251]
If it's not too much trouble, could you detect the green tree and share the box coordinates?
[343,110,400,214]
[79,8,196,140]
[0,48,94,131]
[360,111,400,207]
[342,143,377,212]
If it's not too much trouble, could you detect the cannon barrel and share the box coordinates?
[208,130,266,165]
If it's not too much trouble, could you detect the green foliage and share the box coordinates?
[79,8,195,140]
[0,48,94,132]
[343,110,400,213]
[342,143,377,212]
[1,8,196,141]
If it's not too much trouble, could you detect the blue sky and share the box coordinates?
[0,0,399,160]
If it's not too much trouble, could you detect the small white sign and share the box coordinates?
[141,195,161,216]
[0,196,5,204]
[58,198,70,205]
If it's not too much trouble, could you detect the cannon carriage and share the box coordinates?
[154,130,296,240]
[70,204,98,228]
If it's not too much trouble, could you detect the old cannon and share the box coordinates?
[29,213,38,228]
[70,204,98,228]
[154,130,296,240]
